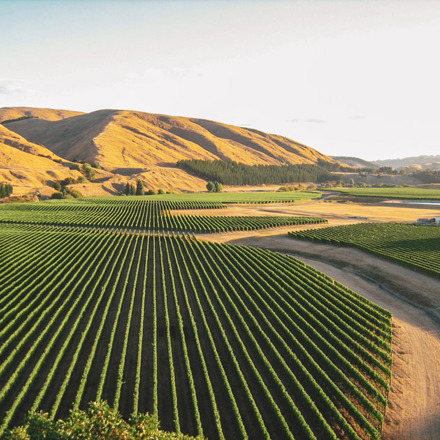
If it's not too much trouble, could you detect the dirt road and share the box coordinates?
[199,231,440,440]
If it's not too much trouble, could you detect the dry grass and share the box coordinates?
[3,107,337,172]
[0,106,340,196]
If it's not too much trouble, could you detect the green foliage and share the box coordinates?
[69,164,81,172]
[51,179,83,199]
[51,192,64,200]
[81,163,95,181]
[146,189,157,195]
[278,186,302,192]
[178,160,332,185]
[53,181,62,192]
[289,223,440,278]
[214,182,222,192]
[50,188,82,200]
[2,401,202,439]
[61,177,76,186]
[0,183,13,198]
[377,166,396,174]
[158,189,165,194]
[206,181,222,192]
[136,180,145,196]
[66,189,83,199]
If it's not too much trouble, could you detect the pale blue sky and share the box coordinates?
[1,0,439,160]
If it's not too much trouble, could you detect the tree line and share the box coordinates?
[413,170,440,183]
[124,180,166,196]
[177,160,332,185]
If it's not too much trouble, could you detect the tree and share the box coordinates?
[214,181,223,192]
[91,161,102,169]
[53,181,62,192]
[69,163,80,171]
[130,184,136,195]
[206,182,214,192]
[125,182,130,196]
[207,181,222,193]
[81,163,96,181]
[66,188,83,198]
[136,179,145,196]
[378,166,394,175]
[158,188,165,194]
[0,183,13,198]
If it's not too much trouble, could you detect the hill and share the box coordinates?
[374,155,440,171]
[0,107,83,123]
[1,107,339,196]
[4,109,337,171]
[331,156,378,169]
[0,124,82,197]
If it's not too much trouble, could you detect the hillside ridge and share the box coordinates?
[1,106,337,197]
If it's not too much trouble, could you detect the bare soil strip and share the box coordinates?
[199,230,440,440]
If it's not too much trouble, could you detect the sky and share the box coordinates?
[1,0,439,160]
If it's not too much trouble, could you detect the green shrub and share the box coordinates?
[51,192,64,199]
[2,401,203,439]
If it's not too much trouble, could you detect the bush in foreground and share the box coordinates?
[2,401,204,440]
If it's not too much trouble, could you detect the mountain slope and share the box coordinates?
[0,125,81,196]
[0,107,83,123]
[4,108,338,172]
[1,106,340,196]
[374,155,440,170]
[331,156,378,169]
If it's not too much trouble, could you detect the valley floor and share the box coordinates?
[194,197,440,439]
[199,226,440,440]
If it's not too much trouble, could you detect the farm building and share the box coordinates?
[417,217,440,225]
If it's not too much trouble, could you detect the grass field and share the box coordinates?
[330,187,440,200]
[289,223,440,278]
[0,223,392,439]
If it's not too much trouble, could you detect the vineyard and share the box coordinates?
[0,223,392,439]
[0,198,326,232]
[139,190,322,204]
[289,223,440,278]
[331,187,440,200]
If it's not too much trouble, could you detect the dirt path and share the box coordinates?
[199,231,440,440]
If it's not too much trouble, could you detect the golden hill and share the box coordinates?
[4,108,336,171]
[0,125,81,196]
[0,107,83,123]
[1,107,337,196]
